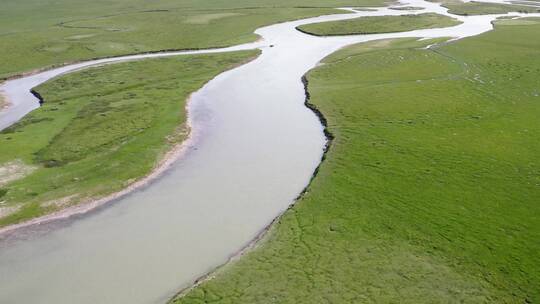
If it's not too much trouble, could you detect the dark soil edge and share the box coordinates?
[30,89,44,106]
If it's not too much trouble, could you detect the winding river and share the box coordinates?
[0,0,538,303]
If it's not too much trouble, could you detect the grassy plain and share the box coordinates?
[297,13,461,36]
[0,0,390,79]
[0,50,258,227]
[433,0,540,15]
[173,18,540,304]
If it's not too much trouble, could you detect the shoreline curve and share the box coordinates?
[167,73,335,303]
[0,54,260,237]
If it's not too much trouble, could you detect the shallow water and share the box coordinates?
[0,0,538,303]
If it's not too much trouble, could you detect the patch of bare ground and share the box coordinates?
[0,159,36,187]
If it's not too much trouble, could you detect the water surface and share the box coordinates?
[0,0,538,303]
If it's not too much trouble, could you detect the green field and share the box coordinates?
[173,18,540,304]
[0,0,392,79]
[297,13,461,36]
[0,50,258,227]
[433,0,540,15]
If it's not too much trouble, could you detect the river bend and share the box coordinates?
[0,0,538,302]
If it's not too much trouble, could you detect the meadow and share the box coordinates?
[432,0,540,15]
[0,50,258,227]
[3,0,540,301]
[0,0,390,79]
[297,13,461,35]
[173,18,540,304]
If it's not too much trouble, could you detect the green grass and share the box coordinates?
[0,50,259,227]
[389,6,425,10]
[173,18,540,304]
[0,0,390,79]
[433,0,540,15]
[296,13,461,36]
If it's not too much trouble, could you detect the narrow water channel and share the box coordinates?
[0,0,537,303]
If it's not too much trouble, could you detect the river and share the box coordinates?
[0,0,537,303]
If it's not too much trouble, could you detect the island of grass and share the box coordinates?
[389,6,425,10]
[433,0,540,15]
[0,0,390,80]
[296,13,461,36]
[353,7,378,11]
[0,50,259,227]
[173,18,540,304]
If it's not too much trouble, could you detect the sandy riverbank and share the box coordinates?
[0,95,194,237]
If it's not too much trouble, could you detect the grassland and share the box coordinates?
[297,13,461,36]
[432,0,540,15]
[0,0,392,79]
[173,18,540,303]
[0,50,258,227]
